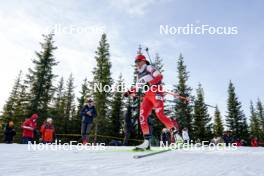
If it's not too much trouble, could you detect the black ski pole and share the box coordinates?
[145,47,153,65]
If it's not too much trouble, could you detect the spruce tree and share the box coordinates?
[152,53,164,73]
[249,101,262,140]
[213,106,224,137]
[92,33,112,142]
[64,74,75,133]
[150,53,165,142]
[123,46,143,141]
[77,78,91,115]
[13,78,31,126]
[2,71,23,121]
[225,81,248,139]
[174,54,193,134]
[2,71,30,129]
[193,84,212,141]
[131,46,142,138]
[109,74,124,137]
[51,77,66,133]
[54,77,65,110]
[256,99,264,137]
[27,33,58,121]
[241,117,250,141]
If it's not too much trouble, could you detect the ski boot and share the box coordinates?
[134,135,151,151]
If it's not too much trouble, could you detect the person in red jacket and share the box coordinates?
[124,50,182,150]
[40,118,55,143]
[21,114,38,144]
[251,137,258,147]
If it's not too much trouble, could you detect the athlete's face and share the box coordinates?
[8,121,14,127]
[136,60,146,70]
[87,101,93,107]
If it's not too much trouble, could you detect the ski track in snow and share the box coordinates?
[0,144,264,176]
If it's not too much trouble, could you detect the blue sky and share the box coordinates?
[0,0,264,124]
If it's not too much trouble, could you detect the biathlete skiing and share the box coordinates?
[124,48,183,151]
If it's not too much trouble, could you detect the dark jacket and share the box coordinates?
[223,134,233,146]
[80,105,97,124]
[161,131,171,144]
[4,126,16,143]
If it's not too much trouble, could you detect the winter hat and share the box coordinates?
[31,114,39,119]
[86,98,93,103]
[135,54,150,65]
[46,118,53,123]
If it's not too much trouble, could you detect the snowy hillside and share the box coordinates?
[0,144,264,176]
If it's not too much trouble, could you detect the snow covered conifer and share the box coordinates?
[193,83,212,141]
[92,33,113,141]
[2,71,22,121]
[109,74,124,137]
[27,33,58,120]
[256,99,264,139]
[213,106,224,137]
[64,74,75,133]
[249,101,262,140]
[225,81,248,139]
[173,54,193,134]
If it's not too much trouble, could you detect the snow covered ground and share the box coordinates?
[0,144,264,176]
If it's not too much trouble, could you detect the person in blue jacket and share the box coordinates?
[80,98,97,144]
